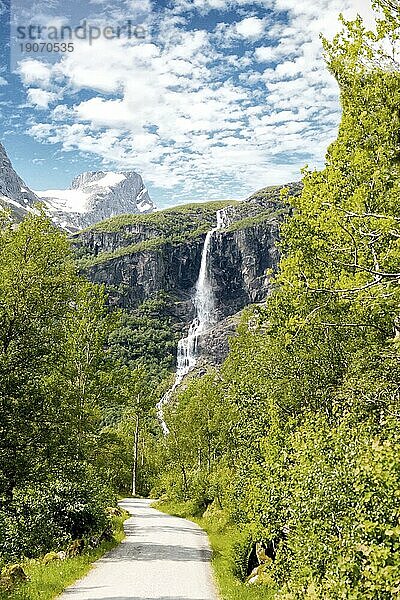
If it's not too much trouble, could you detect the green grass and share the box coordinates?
[226,208,288,233]
[154,501,276,600]
[75,200,241,269]
[0,514,128,600]
[74,193,292,269]
[77,237,166,269]
[82,200,239,234]
[247,182,302,204]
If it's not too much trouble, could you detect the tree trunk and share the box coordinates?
[132,414,139,496]
[141,437,145,468]
[181,464,189,498]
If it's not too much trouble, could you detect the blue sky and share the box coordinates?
[0,0,374,208]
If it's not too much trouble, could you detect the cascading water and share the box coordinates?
[157,208,230,433]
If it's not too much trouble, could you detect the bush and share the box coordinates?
[231,528,253,580]
[0,474,114,562]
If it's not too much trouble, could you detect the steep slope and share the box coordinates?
[36,170,156,232]
[74,184,301,366]
[0,143,41,221]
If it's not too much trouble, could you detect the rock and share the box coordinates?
[67,539,85,557]
[106,506,123,517]
[196,311,243,366]
[43,550,67,564]
[246,181,302,209]
[43,551,60,565]
[245,540,275,585]
[74,205,282,324]
[4,564,27,581]
[246,563,274,585]
[0,563,28,589]
[208,220,280,320]
[0,142,156,232]
[256,541,271,564]
[73,184,301,367]
[246,527,290,583]
[246,541,274,577]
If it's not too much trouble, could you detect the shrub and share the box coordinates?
[0,474,114,562]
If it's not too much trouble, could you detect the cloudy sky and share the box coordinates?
[0,0,374,207]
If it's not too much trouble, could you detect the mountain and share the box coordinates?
[73,183,302,366]
[0,142,156,231]
[35,170,156,232]
[0,142,41,221]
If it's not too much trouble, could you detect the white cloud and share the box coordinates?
[254,44,287,63]
[21,0,377,203]
[18,59,53,87]
[27,88,57,109]
[235,17,266,39]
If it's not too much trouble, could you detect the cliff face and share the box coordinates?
[0,143,41,220]
[74,185,300,363]
[209,220,280,320]
[80,220,280,324]
[75,208,284,325]
[0,142,156,230]
[85,237,205,321]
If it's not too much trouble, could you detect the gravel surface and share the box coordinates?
[59,498,218,600]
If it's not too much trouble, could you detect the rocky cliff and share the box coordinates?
[0,143,41,221]
[74,185,301,365]
[0,141,156,230]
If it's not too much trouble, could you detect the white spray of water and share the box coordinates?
[157,209,230,433]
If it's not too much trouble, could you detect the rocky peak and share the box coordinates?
[36,170,156,232]
[0,143,40,220]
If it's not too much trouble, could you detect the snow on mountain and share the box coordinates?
[36,170,156,232]
[0,142,41,221]
[0,142,156,231]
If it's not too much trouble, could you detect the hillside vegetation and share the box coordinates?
[75,195,291,269]
[83,200,238,234]
[75,200,239,268]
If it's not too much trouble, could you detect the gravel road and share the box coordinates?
[59,498,218,600]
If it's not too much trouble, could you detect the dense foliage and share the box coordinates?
[0,213,116,565]
[154,3,400,598]
[0,213,163,568]
[84,200,238,234]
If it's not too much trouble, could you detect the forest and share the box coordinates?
[1,1,399,598]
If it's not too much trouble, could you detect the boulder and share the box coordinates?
[67,539,85,557]
[0,563,28,590]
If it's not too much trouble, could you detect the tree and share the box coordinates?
[97,364,156,495]
[0,213,116,563]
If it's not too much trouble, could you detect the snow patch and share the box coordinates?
[0,195,38,214]
[35,189,91,213]
[86,172,126,189]
[137,200,154,213]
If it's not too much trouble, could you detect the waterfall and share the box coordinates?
[157,208,230,433]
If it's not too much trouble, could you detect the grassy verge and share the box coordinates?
[0,513,128,600]
[154,501,276,600]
